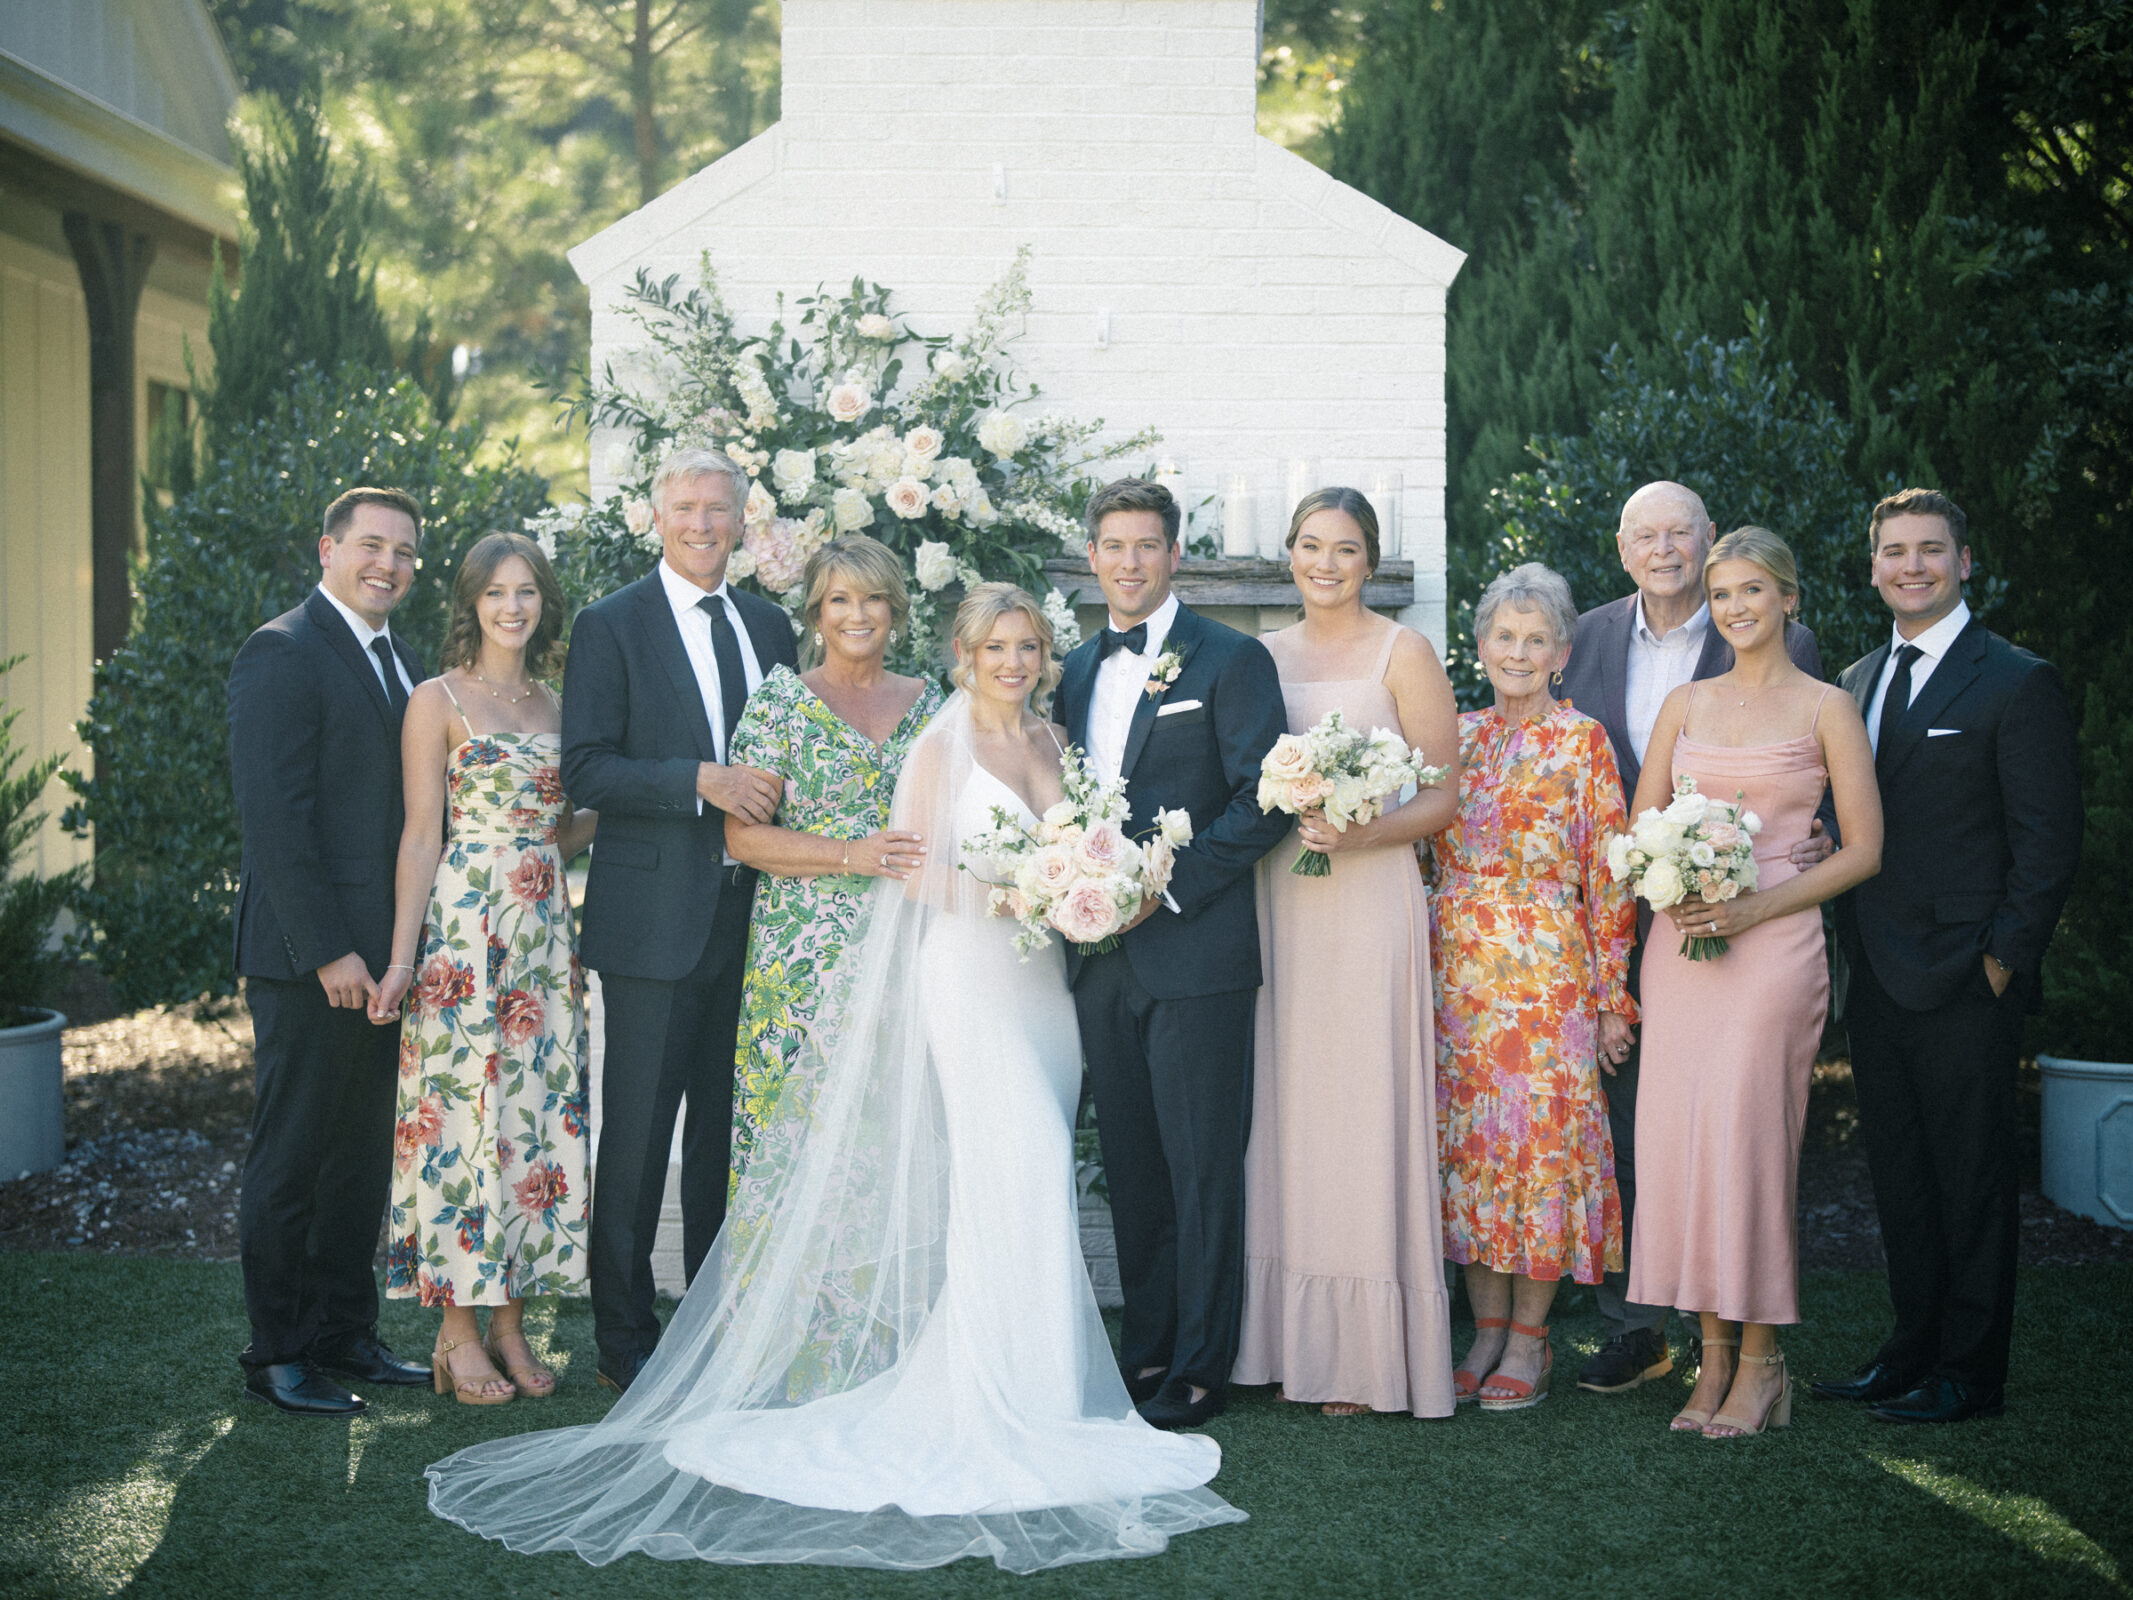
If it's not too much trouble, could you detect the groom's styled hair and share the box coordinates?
[322,486,422,541]
[1084,477,1181,547]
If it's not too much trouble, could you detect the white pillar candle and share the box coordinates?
[1368,471,1404,561]
[1221,476,1256,558]
[1154,458,1188,533]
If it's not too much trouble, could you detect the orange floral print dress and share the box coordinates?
[1427,705,1633,1284]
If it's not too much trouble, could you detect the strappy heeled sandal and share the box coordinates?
[1479,1321,1553,1412]
[1673,1334,1738,1432]
[433,1335,515,1405]
[484,1328,557,1399]
[1453,1317,1509,1404]
[1705,1349,1791,1437]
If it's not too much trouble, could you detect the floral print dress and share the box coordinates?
[728,666,945,1189]
[1427,704,1634,1284]
[386,724,590,1306]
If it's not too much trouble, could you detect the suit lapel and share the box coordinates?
[1060,639,1099,750]
[1690,615,1731,680]
[1120,604,1196,780]
[641,578,719,762]
[305,589,395,730]
[737,592,793,672]
[1880,623,1986,780]
[1847,644,1888,720]
[1597,597,1632,759]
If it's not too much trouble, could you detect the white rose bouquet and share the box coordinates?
[960,745,1194,958]
[1256,709,1451,877]
[1606,775,1762,960]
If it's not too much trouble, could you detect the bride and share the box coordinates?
[425,583,1244,1572]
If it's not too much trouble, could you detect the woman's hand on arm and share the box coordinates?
[556,806,597,861]
[726,812,929,881]
[370,682,453,1024]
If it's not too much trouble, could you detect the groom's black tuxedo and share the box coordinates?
[562,571,797,1373]
[1836,615,2080,1393]
[1054,602,1290,1394]
[227,588,423,1368]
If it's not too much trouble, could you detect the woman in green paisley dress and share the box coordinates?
[725,536,944,1202]
[373,533,597,1405]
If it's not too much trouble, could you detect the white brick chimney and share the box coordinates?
[571,0,1462,641]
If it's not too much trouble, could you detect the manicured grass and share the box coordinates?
[3,1254,2128,1599]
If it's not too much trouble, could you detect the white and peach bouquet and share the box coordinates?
[961,745,1194,958]
[1607,775,1762,960]
[1257,709,1451,877]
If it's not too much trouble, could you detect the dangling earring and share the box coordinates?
[889,628,901,645]
[1550,669,1564,690]
[812,630,824,648]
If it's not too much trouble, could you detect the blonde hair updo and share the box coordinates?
[1704,525,1801,600]
[949,581,1061,705]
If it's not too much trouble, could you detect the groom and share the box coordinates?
[1055,478,1290,1430]
[562,447,797,1393]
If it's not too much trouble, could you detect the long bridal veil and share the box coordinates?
[424,691,1242,1572]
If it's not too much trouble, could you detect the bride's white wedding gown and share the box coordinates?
[424,697,1242,1571]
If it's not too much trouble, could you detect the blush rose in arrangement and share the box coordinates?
[1607,774,1763,959]
[960,744,1194,957]
[1256,709,1451,876]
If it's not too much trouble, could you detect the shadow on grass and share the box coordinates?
[2,1256,2127,1599]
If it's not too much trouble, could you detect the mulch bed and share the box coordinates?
[4,1003,2130,1270]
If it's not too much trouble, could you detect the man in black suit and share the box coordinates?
[1814,488,2081,1424]
[1556,480,1829,1396]
[1053,478,1291,1430]
[561,447,796,1392]
[227,487,436,1416]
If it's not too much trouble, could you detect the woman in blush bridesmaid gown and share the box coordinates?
[1627,528,1882,1438]
[1233,488,1462,1418]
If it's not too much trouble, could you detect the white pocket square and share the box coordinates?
[1156,698,1203,716]
[1927,727,1963,737]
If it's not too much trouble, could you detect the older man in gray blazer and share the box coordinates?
[1556,480,1829,1395]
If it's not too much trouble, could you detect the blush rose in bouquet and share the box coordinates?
[960,745,1193,957]
[1256,709,1451,876]
[1606,774,1762,959]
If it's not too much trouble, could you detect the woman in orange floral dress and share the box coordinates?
[1429,563,1635,1411]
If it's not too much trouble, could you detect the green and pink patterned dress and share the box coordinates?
[386,724,590,1306]
[727,666,945,1191]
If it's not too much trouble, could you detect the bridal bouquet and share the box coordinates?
[961,747,1193,958]
[1607,775,1762,960]
[1257,710,1451,876]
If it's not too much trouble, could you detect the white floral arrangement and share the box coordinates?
[961,745,1192,957]
[1257,709,1450,877]
[1606,774,1762,959]
[536,247,1148,673]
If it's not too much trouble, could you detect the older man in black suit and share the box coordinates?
[227,487,436,1415]
[1814,489,2081,1424]
[562,447,798,1392]
[1556,480,1828,1396]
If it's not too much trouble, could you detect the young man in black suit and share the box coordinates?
[1815,488,2081,1424]
[226,487,435,1416]
[561,448,797,1393]
[1555,480,1829,1396]
[1052,478,1291,1430]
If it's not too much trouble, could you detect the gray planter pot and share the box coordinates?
[0,1007,66,1180]
[2038,1054,2133,1230]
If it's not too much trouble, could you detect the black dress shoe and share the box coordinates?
[243,1361,367,1417]
[1576,1328,1673,1393]
[1810,1359,1921,1406]
[1138,1378,1228,1431]
[596,1350,651,1394]
[1122,1365,1168,1406]
[1868,1376,2005,1425]
[310,1333,432,1387]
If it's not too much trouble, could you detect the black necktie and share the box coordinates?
[1875,643,1922,762]
[698,594,749,762]
[1099,622,1148,661]
[370,636,407,716]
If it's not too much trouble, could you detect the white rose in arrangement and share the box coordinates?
[1742,810,1763,835]
[1141,834,1175,895]
[931,349,970,381]
[930,483,963,518]
[1016,843,1077,900]
[725,545,758,582]
[1157,807,1194,848]
[1262,733,1314,784]
[1688,840,1718,868]
[1606,832,1634,880]
[1052,878,1126,946]
[867,439,909,486]
[977,410,1029,458]
[622,497,655,537]
[1041,799,1078,829]
[885,477,932,520]
[856,311,896,341]
[1640,856,1687,910]
[902,425,945,463]
[965,488,1000,526]
[825,382,872,423]
[1666,789,1712,825]
[941,456,981,497]
[831,486,875,533]
[913,540,959,592]
[771,448,816,502]
[743,481,778,529]
[1074,821,1138,878]
[898,451,938,483]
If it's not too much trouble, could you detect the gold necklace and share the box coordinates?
[473,669,535,705]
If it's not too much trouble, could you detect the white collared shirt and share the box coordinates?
[1087,591,1179,782]
[1866,599,1971,753]
[1625,594,1710,764]
[316,583,415,700]
[658,558,764,766]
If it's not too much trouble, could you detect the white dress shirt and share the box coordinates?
[1087,592,1179,783]
[1865,599,1971,754]
[316,583,415,699]
[658,558,764,765]
[1625,595,1710,765]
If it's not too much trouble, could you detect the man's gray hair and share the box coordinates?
[650,446,749,511]
[1473,561,1578,647]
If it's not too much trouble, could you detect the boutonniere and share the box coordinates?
[1144,649,1186,700]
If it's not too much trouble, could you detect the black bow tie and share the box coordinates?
[1099,622,1149,661]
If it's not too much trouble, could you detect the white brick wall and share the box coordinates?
[571,0,1461,647]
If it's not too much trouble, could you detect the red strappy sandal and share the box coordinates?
[1453,1317,1509,1405]
[1478,1321,1553,1412]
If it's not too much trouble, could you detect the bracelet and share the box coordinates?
[386,963,414,973]
[842,843,852,869]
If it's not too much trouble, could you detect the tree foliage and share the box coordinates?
[0,658,83,1026]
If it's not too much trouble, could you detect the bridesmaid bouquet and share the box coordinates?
[1608,776,1763,959]
[962,746,1194,958]
[1256,710,1451,877]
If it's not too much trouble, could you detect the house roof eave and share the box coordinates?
[569,124,784,290]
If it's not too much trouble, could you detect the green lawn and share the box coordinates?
[4,1253,2128,1599]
